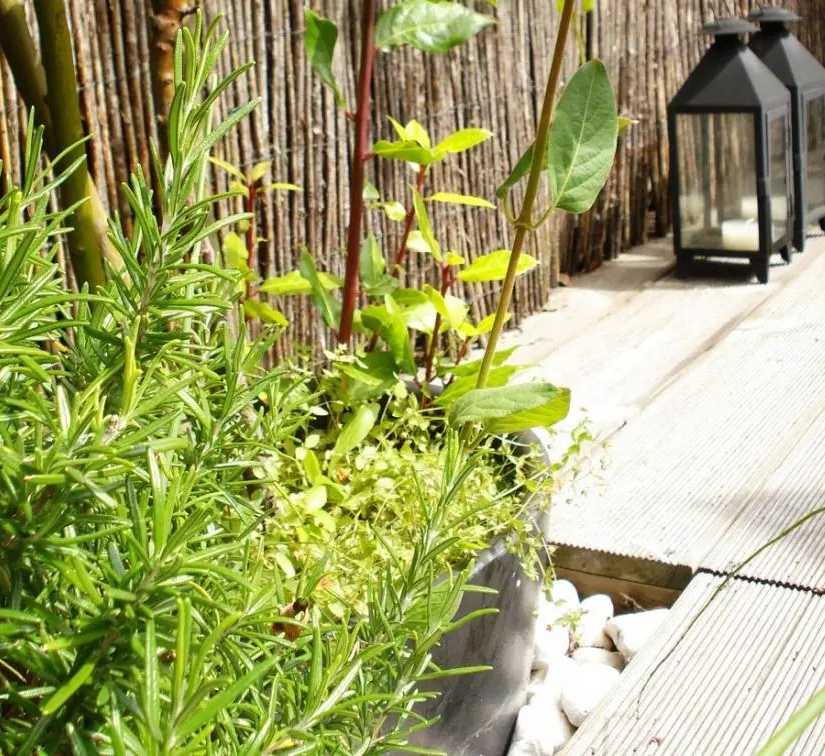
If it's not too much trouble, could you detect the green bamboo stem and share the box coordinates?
[0,0,53,135]
[475,0,576,389]
[34,0,107,290]
[0,0,114,290]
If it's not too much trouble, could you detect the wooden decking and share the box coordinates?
[509,231,825,753]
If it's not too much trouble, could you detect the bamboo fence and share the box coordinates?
[1,0,823,345]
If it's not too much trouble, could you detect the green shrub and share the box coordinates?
[0,18,550,753]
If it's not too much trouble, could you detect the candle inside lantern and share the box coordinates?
[739,194,787,221]
[721,218,760,250]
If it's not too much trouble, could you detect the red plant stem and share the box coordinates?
[393,164,427,270]
[338,0,377,345]
[244,178,258,310]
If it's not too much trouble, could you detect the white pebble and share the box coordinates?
[552,579,580,607]
[605,608,669,662]
[571,647,625,671]
[576,594,614,649]
[528,655,578,704]
[538,579,580,628]
[532,625,570,670]
[560,662,620,727]
[509,699,574,755]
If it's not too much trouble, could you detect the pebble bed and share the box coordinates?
[508,580,670,755]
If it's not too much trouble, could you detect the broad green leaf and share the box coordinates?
[392,288,437,332]
[299,250,341,329]
[424,285,467,331]
[412,189,441,261]
[451,345,517,376]
[269,181,301,192]
[209,156,245,180]
[446,251,466,265]
[382,201,407,222]
[222,232,248,272]
[360,233,385,285]
[458,249,538,283]
[304,10,345,107]
[406,230,430,256]
[404,119,431,148]
[618,115,638,134]
[556,0,596,10]
[448,381,571,432]
[387,115,409,141]
[260,269,342,295]
[435,128,493,154]
[248,160,271,183]
[547,60,618,214]
[373,139,435,165]
[243,299,289,326]
[457,311,505,339]
[376,0,494,53]
[363,182,380,202]
[437,364,519,406]
[361,299,415,373]
[360,234,398,295]
[496,143,534,199]
[332,403,379,458]
[427,192,495,208]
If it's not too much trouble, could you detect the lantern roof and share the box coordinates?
[749,7,825,93]
[669,17,790,112]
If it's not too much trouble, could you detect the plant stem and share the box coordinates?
[150,0,192,156]
[475,0,575,389]
[423,264,453,382]
[244,177,259,309]
[393,164,428,270]
[338,0,377,345]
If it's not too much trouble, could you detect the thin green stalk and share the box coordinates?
[475,0,576,388]
[757,684,825,756]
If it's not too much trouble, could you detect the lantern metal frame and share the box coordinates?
[749,6,825,252]
[668,18,793,283]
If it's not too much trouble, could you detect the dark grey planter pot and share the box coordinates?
[406,429,553,756]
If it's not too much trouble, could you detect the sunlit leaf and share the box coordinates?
[332,403,379,458]
[304,9,345,107]
[448,381,571,432]
[427,192,495,208]
[260,269,342,295]
[458,249,538,283]
[243,299,289,326]
[373,139,435,165]
[376,0,494,53]
[435,128,493,154]
[547,59,618,213]
[299,249,340,329]
[412,189,441,261]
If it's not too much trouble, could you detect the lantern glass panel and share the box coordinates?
[676,113,758,252]
[768,113,789,242]
[806,94,825,215]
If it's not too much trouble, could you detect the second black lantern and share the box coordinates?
[749,6,825,252]
[668,18,793,283]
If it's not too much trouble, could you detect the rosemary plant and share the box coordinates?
[0,17,525,753]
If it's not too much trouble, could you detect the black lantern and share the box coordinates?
[749,6,825,252]
[668,18,793,283]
